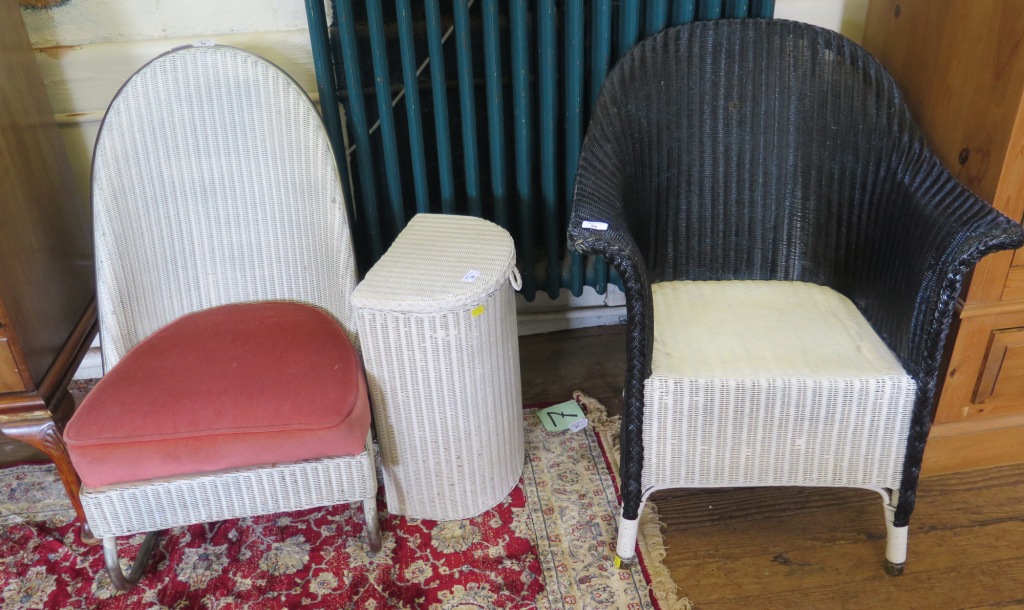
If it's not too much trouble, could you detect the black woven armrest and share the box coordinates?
[568,143,654,502]
[568,123,656,351]
[849,154,1024,389]
[568,180,654,384]
[568,102,654,375]
[850,153,1024,525]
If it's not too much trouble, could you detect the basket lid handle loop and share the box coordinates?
[509,266,523,291]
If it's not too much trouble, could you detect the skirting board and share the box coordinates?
[922,415,1024,476]
[516,284,626,336]
[516,305,627,337]
[73,286,628,379]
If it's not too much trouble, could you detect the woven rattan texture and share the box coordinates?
[85,46,377,550]
[80,451,377,538]
[644,375,913,489]
[645,281,915,490]
[567,20,1024,527]
[351,214,517,312]
[354,217,524,521]
[92,46,358,369]
[650,281,913,379]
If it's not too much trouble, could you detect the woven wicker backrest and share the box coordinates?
[92,46,357,370]
[581,19,920,286]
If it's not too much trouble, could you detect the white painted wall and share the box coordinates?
[775,0,871,42]
[22,0,317,204]
[22,0,309,47]
[20,0,319,379]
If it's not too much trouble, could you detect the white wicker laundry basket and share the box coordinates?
[352,214,524,520]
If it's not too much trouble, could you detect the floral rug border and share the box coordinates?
[572,391,692,610]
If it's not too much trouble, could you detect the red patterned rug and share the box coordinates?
[0,393,689,609]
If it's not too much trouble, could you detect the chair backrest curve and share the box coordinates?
[92,45,358,370]
[585,19,923,285]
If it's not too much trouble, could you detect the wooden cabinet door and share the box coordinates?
[0,0,93,389]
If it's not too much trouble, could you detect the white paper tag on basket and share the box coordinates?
[581,221,609,231]
[193,39,216,47]
[462,270,481,283]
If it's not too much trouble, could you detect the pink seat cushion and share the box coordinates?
[65,302,371,489]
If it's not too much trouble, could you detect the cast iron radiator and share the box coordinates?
[305,0,775,300]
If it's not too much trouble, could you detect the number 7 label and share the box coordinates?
[538,400,589,432]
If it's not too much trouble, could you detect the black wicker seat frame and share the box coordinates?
[568,19,1024,574]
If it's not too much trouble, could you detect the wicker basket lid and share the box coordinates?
[352,214,519,312]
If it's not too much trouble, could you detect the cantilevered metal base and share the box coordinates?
[102,532,160,591]
[364,497,382,554]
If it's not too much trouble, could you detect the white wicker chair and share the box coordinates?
[63,45,380,591]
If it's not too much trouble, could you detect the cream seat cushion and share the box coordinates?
[642,281,917,491]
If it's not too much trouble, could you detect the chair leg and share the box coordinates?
[363,497,382,554]
[0,405,98,545]
[102,532,160,592]
[615,499,647,568]
[883,492,908,576]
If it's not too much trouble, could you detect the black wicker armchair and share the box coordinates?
[568,19,1024,575]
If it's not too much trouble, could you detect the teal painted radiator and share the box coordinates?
[305,0,774,300]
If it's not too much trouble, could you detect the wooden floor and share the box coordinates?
[520,324,1024,610]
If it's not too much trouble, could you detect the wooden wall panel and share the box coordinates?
[0,0,93,386]
[863,0,1024,304]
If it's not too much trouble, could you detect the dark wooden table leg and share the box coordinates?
[1,403,97,545]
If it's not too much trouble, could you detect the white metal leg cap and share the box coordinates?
[616,514,640,568]
[884,503,908,575]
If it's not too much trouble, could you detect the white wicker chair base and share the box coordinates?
[99,496,381,592]
[81,450,378,538]
[641,377,914,492]
[627,282,918,574]
[81,448,380,590]
[102,532,160,592]
[611,487,910,575]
